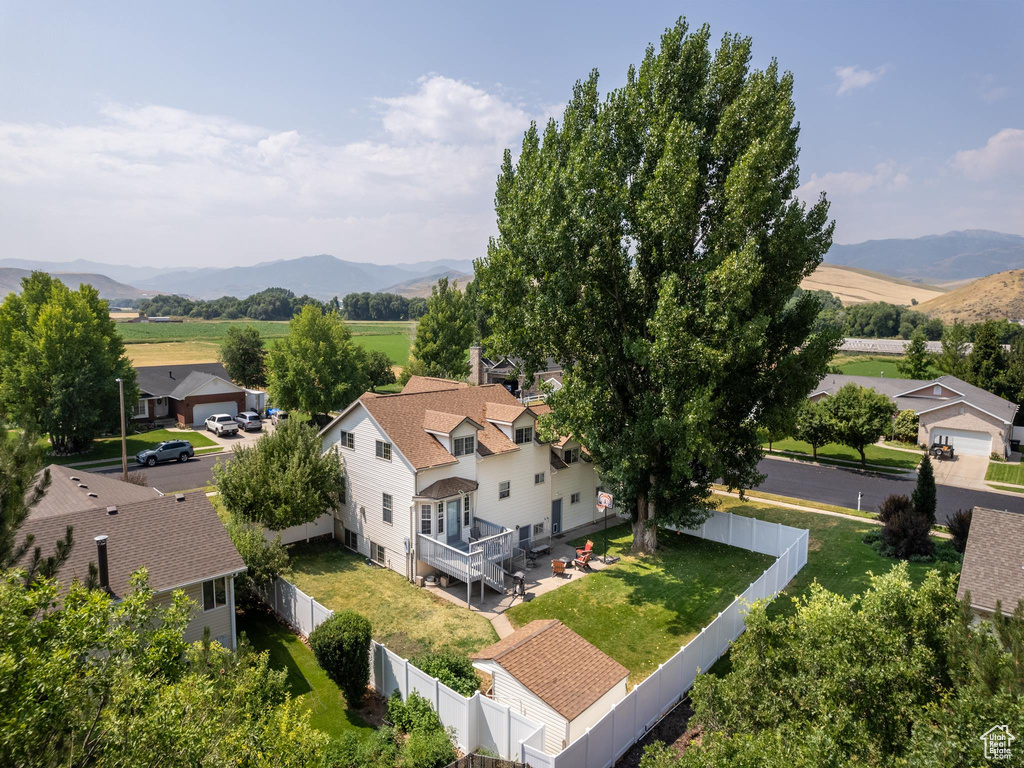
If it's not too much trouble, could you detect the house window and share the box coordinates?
[453,435,476,457]
[202,577,227,612]
[132,398,148,418]
[533,522,544,536]
[382,493,393,524]
[499,481,510,499]
[340,430,354,449]
[514,426,534,444]
[571,492,581,504]
[463,495,471,526]
[564,447,580,465]
[420,505,432,535]
[370,542,385,565]
[437,502,444,534]
[933,385,941,395]
[343,528,359,551]
[375,440,392,461]
[534,472,545,485]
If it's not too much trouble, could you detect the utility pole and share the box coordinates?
[116,377,127,480]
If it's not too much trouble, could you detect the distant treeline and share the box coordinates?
[135,288,337,321]
[341,292,428,321]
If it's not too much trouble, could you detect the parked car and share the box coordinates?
[136,440,194,467]
[205,414,239,436]
[235,411,263,432]
[270,409,289,426]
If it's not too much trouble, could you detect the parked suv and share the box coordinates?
[205,414,239,436]
[136,440,194,467]
[235,411,263,432]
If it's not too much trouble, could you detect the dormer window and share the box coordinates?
[453,435,476,457]
[514,426,534,444]
[564,447,580,465]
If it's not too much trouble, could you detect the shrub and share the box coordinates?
[947,508,973,553]
[226,516,288,607]
[388,691,442,734]
[911,454,937,525]
[892,410,918,443]
[309,611,372,705]
[402,726,457,768]
[410,650,480,697]
[876,494,934,560]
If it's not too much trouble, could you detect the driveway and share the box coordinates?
[930,454,989,490]
[175,417,275,449]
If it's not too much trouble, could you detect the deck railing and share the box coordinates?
[472,517,507,540]
[418,535,479,585]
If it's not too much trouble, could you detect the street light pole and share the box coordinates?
[115,377,127,480]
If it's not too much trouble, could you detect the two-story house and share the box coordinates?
[319,376,609,605]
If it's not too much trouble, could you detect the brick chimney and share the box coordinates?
[469,344,485,386]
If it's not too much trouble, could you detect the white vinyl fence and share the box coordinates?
[266,512,334,546]
[260,510,808,767]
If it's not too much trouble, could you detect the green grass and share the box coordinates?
[239,609,374,739]
[831,353,942,380]
[985,461,1024,485]
[47,428,219,466]
[506,523,774,683]
[284,541,498,659]
[766,438,922,470]
[988,484,1024,494]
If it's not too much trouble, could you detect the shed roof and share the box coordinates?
[470,620,628,721]
[29,465,162,520]
[957,507,1024,614]
[417,477,479,499]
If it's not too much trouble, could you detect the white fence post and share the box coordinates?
[776,522,783,555]
[727,512,733,546]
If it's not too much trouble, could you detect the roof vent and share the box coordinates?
[70,476,80,482]
[175,493,185,502]
[78,484,88,489]
[106,506,118,515]
[169,370,174,379]
[87,492,98,498]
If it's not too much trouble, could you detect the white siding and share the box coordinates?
[486,665,569,754]
[552,445,604,533]
[322,404,418,578]
[476,413,551,536]
[153,580,236,648]
[567,677,628,744]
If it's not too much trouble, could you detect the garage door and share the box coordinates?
[930,428,993,456]
[192,401,238,427]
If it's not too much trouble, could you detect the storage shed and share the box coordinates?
[471,619,628,754]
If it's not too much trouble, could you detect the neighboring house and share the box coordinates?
[809,374,1019,457]
[134,363,247,427]
[18,484,246,648]
[469,345,563,401]
[957,506,1024,619]
[319,376,608,604]
[470,619,628,754]
[29,464,162,519]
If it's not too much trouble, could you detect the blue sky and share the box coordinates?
[1,1,1021,267]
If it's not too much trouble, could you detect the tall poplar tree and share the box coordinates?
[475,20,838,552]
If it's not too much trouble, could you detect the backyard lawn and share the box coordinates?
[47,428,220,466]
[239,609,374,739]
[766,437,922,470]
[831,353,942,380]
[284,541,498,659]
[985,460,1024,486]
[506,524,774,684]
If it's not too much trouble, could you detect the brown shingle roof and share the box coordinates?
[29,465,162,520]
[402,376,471,394]
[470,620,628,720]
[957,507,1024,613]
[417,477,479,499]
[17,493,245,600]
[357,384,529,470]
[423,410,482,434]
[485,402,530,424]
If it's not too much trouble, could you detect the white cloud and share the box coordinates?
[951,128,1024,180]
[834,65,886,95]
[799,162,908,199]
[0,76,550,265]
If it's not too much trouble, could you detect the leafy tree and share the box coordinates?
[1001,332,1024,404]
[897,329,933,379]
[946,508,972,553]
[408,277,474,380]
[892,409,919,444]
[214,421,346,530]
[912,453,937,525]
[822,383,894,465]
[936,319,971,378]
[366,349,397,392]
[0,272,137,454]
[0,570,327,767]
[225,516,288,606]
[410,651,480,697]
[965,320,1007,393]
[220,324,267,388]
[309,611,372,705]
[792,399,833,459]
[267,305,370,424]
[475,20,838,552]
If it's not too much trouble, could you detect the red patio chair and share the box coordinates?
[572,551,593,571]
[576,539,594,558]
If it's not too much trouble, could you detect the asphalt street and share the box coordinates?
[93,452,232,493]
[754,457,1024,523]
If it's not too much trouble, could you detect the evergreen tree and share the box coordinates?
[965,320,1007,393]
[911,453,937,525]
[896,329,933,379]
[936,320,970,378]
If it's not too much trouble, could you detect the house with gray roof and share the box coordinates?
[133,363,247,427]
[29,464,162,519]
[957,507,1024,619]
[809,374,1019,457]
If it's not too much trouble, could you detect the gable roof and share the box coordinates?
[135,363,234,398]
[485,402,531,424]
[423,410,482,434]
[30,465,162,520]
[812,373,1018,424]
[401,376,471,394]
[957,507,1024,614]
[470,620,628,721]
[16,492,245,600]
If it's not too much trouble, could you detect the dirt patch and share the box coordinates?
[616,699,700,768]
[356,689,389,728]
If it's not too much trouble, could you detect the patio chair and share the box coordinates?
[575,540,594,558]
[572,551,593,571]
[551,558,568,576]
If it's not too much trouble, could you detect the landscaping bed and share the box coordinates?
[765,438,922,470]
[506,523,774,684]
[284,541,498,658]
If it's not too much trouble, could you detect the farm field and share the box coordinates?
[831,353,942,379]
[800,263,945,306]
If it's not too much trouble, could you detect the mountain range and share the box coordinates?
[0,267,157,301]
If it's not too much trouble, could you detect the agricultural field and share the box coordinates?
[830,353,942,380]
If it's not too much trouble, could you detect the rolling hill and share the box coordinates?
[0,268,157,301]
[916,269,1024,323]
[827,230,1024,281]
[383,269,473,297]
[800,264,946,306]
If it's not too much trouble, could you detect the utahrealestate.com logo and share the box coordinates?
[980,725,1015,760]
